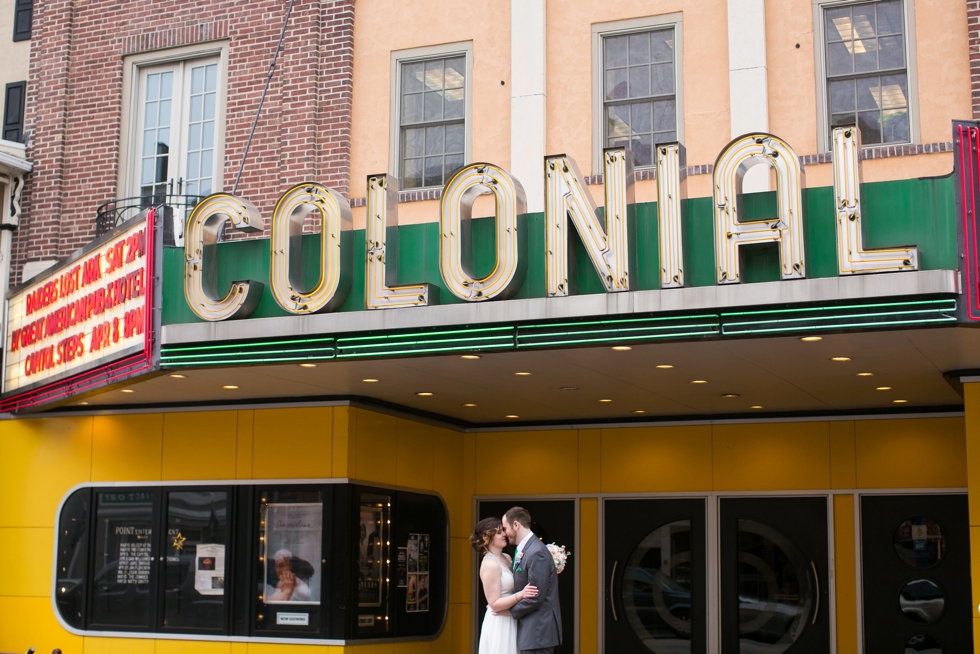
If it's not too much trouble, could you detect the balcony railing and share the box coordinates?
[95,194,204,239]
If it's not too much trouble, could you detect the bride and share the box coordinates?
[471,517,538,654]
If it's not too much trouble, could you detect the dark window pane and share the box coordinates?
[401,93,422,124]
[403,127,424,158]
[444,57,465,88]
[90,490,156,628]
[56,489,90,629]
[629,66,650,98]
[424,124,444,156]
[445,122,464,153]
[403,158,423,188]
[605,35,628,68]
[831,112,857,128]
[825,7,851,42]
[629,32,650,65]
[852,4,877,40]
[424,156,443,187]
[631,133,653,167]
[877,0,904,35]
[882,107,909,142]
[402,62,424,93]
[830,79,856,113]
[445,153,464,178]
[858,110,882,144]
[163,491,229,632]
[651,29,674,63]
[653,99,676,132]
[423,91,443,122]
[444,87,464,119]
[880,73,908,108]
[631,101,652,134]
[655,130,677,145]
[827,41,853,76]
[878,34,905,69]
[605,68,628,100]
[856,76,881,111]
[423,59,444,91]
[13,0,32,41]
[854,37,879,73]
[650,62,674,96]
[606,104,631,142]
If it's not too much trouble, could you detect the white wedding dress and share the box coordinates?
[479,552,519,654]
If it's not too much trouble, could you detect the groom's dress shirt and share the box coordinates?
[516,532,534,558]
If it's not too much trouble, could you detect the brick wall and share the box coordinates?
[12,0,354,284]
[972,0,980,119]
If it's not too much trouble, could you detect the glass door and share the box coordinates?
[604,498,707,654]
[719,497,829,654]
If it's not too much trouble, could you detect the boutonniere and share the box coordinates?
[515,550,524,572]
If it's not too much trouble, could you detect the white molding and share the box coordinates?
[511,0,547,213]
[728,0,770,193]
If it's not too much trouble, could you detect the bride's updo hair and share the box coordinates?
[470,517,502,556]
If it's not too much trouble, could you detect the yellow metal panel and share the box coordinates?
[236,410,254,479]
[833,495,858,654]
[343,642,430,654]
[579,498,598,654]
[578,429,600,493]
[252,407,333,479]
[0,527,51,596]
[0,416,92,528]
[973,526,980,627]
[448,602,472,654]
[475,430,579,495]
[0,596,83,653]
[829,421,857,489]
[601,425,712,492]
[965,384,980,525]
[84,636,155,654]
[450,536,473,605]
[92,413,164,482]
[163,411,238,481]
[713,422,830,491]
[332,405,351,478]
[247,644,343,654]
[396,418,434,490]
[353,408,398,484]
[154,640,231,654]
[432,427,466,539]
[430,616,453,654]
[855,417,967,489]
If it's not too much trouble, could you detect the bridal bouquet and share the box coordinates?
[546,543,569,574]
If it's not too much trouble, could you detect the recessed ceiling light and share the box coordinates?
[169,374,186,379]
[514,372,532,377]
[876,386,892,391]
[750,405,765,409]
[631,410,646,414]
[598,399,613,403]
[656,364,674,369]
[460,354,481,360]
[612,346,632,351]
[462,403,477,407]
[690,380,708,384]
[223,385,239,390]
[893,399,908,404]
[299,363,317,368]
[559,386,578,391]
[800,336,823,342]
[505,414,519,419]
[416,391,433,396]
[121,389,135,393]
[77,401,89,405]
[721,393,740,398]
[857,372,874,377]
[362,378,380,383]
[831,357,851,362]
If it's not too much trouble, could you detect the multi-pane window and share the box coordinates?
[602,28,677,168]
[133,58,220,205]
[825,0,909,146]
[399,56,465,189]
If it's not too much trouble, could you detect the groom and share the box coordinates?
[502,506,562,654]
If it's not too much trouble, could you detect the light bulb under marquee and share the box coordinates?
[612,346,632,351]
[545,148,635,297]
[801,336,823,342]
[713,134,806,284]
[656,365,674,369]
[170,374,186,378]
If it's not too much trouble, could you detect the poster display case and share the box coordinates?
[54,481,447,642]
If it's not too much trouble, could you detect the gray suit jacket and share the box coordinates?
[510,536,562,650]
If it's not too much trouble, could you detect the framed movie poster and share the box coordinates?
[358,502,384,607]
[397,547,408,587]
[263,503,322,605]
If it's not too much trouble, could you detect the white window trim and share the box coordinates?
[117,41,230,201]
[811,0,920,152]
[591,13,685,175]
[388,41,473,190]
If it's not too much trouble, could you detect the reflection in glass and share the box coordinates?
[55,489,89,629]
[899,579,945,624]
[905,633,943,654]
[621,520,693,653]
[894,517,945,568]
[736,520,814,654]
[90,490,155,628]
[163,491,228,631]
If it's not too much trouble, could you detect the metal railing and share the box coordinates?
[95,194,203,238]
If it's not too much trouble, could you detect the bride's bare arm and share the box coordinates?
[480,557,537,614]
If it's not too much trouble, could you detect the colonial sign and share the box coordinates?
[182,127,921,322]
[2,210,159,407]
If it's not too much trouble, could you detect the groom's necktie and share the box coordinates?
[512,549,518,571]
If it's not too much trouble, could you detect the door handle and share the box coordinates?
[810,561,820,625]
[610,560,618,622]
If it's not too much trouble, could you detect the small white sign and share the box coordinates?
[358,614,375,627]
[276,612,310,626]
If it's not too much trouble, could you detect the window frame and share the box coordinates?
[117,41,230,203]
[3,81,26,143]
[388,41,473,191]
[812,0,920,151]
[12,0,32,42]
[591,13,685,175]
